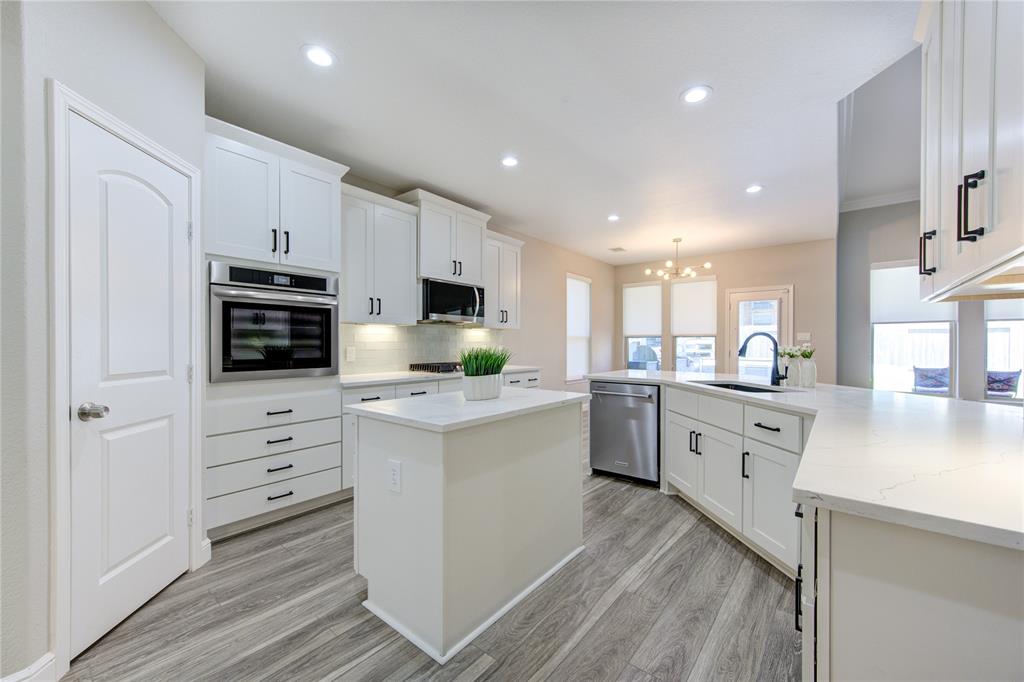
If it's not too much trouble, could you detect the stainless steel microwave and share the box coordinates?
[209,261,338,383]
[420,279,484,325]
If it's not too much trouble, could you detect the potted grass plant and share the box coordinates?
[459,347,512,401]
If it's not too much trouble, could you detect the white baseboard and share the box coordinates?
[192,537,213,571]
[2,653,55,682]
[363,544,586,665]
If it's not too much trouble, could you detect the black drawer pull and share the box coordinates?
[266,408,293,416]
[410,391,427,396]
[361,396,381,402]
[267,490,294,501]
[754,422,781,432]
[266,463,294,473]
[795,503,804,518]
[509,379,521,384]
[266,436,294,445]
[918,230,936,275]
[795,564,803,632]
[694,432,702,455]
[960,170,986,241]
[528,378,538,382]
[742,451,750,479]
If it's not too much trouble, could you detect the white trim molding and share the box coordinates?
[47,79,208,679]
[839,189,920,214]
[1,653,56,682]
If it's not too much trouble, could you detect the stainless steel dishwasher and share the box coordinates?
[589,381,660,484]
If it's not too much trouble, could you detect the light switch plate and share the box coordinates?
[388,459,401,493]
[346,347,357,362]
[796,332,811,342]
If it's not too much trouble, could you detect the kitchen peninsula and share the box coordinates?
[346,386,590,664]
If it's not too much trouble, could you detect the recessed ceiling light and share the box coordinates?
[745,184,763,194]
[681,85,712,104]
[304,45,335,67]
[501,155,519,168]
[607,214,620,222]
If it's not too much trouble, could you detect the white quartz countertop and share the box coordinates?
[346,386,589,433]
[586,370,1024,551]
[339,365,541,388]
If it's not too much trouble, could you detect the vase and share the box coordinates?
[800,358,817,388]
[463,374,502,401]
[782,357,800,388]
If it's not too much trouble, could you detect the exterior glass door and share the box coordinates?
[728,288,792,380]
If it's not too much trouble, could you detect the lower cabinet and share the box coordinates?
[697,423,744,532]
[742,438,801,568]
[665,411,700,498]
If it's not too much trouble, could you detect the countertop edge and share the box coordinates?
[340,366,542,388]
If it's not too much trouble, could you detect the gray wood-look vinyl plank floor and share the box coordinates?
[66,475,798,681]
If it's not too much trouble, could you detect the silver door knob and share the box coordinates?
[77,402,110,421]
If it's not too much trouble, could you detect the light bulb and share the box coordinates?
[683,266,692,274]
[656,269,664,277]
[703,262,712,269]
[644,268,652,276]
[665,260,673,267]
[690,271,697,277]
[304,45,335,67]
[664,273,671,280]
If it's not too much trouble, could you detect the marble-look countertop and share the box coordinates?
[586,370,1024,551]
[345,386,589,433]
[339,365,541,388]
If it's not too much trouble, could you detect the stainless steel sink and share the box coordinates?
[695,381,782,393]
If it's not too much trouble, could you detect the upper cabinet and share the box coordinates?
[341,185,418,325]
[484,232,523,329]
[396,189,489,286]
[204,118,347,272]
[919,1,1024,301]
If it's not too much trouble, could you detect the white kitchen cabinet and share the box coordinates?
[204,118,347,272]
[742,438,801,568]
[484,232,523,329]
[396,189,490,286]
[697,422,744,532]
[665,410,700,499]
[340,185,418,325]
[920,1,1024,300]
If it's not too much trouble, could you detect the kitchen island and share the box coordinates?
[346,386,589,664]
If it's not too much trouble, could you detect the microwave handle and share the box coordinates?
[212,287,338,306]
[475,286,481,318]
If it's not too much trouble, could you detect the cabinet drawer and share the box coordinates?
[744,405,802,453]
[505,371,540,387]
[438,379,462,393]
[699,394,743,433]
[205,467,341,529]
[205,417,341,468]
[666,387,700,419]
[205,443,341,499]
[206,388,341,436]
[397,381,438,398]
[342,385,397,408]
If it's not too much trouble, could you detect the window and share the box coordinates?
[985,299,1024,401]
[623,283,662,370]
[727,286,792,380]
[870,264,955,395]
[566,274,591,381]
[671,278,717,374]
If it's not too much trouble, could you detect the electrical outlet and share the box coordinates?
[797,332,811,342]
[388,459,402,493]
[346,346,357,362]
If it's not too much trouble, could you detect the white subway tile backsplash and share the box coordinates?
[340,324,503,374]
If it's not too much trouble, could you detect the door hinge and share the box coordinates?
[187,220,194,241]
[187,364,194,384]
[188,508,194,527]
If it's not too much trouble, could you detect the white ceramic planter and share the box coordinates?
[463,374,502,401]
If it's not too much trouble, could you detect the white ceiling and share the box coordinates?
[153,1,919,265]
[839,47,921,213]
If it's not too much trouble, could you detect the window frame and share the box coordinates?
[625,335,664,371]
[673,335,717,374]
[869,319,957,397]
[984,317,1024,403]
[565,273,592,383]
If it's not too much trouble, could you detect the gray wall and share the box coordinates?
[0,2,205,673]
[836,201,920,388]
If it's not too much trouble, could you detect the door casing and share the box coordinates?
[48,80,208,678]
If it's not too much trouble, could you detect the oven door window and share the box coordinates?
[221,301,332,373]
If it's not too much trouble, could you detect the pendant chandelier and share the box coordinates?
[644,238,712,280]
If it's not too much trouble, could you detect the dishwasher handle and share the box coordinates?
[591,389,654,400]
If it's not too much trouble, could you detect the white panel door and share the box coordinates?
[742,439,801,569]
[920,8,942,299]
[372,205,417,324]
[696,421,743,532]
[727,287,792,380]
[456,213,485,286]
[483,240,501,328]
[341,194,373,323]
[204,133,279,264]
[419,202,457,281]
[500,243,521,328]
[665,411,700,500]
[68,112,190,656]
[280,159,341,272]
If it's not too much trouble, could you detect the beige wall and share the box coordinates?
[0,2,205,674]
[614,239,838,384]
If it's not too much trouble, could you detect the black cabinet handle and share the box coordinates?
[795,503,804,518]
[688,430,695,453]
[457,261,462,276]
[509,379,521,384]
[742,451,750,479]
[360,396,381,402]
[376,298,382,315]
[369,297,374,315]
[961,170,986,241]
[795,564,803,632]
[272,228,278,253]
[452,259,457,275]
[410,390,427,396]
[266,436,294,445]
[918,230,936,275]
[266,463,294,473]
[695,432,702,455]
[283,230,290,254]
[528,377,538,382]
[266,408,293,416]
[267,490,294,501]
[754,422,781,432]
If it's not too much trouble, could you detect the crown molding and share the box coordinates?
[839,189,919,213]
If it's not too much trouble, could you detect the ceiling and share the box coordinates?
[839,47,922,213]
[153,1,919,265]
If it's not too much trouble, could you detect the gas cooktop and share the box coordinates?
[409,362,461,374]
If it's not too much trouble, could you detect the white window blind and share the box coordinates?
[985,299,1024,320]
[623,283,662,336]
[566,275,591,381]
[870,265,955,323]
[671,278,717,336]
